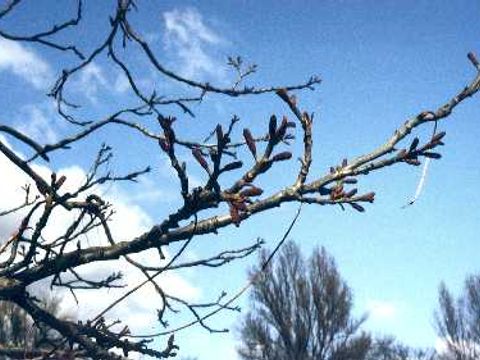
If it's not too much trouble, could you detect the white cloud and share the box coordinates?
[113,72,131,94]
[16,103,59,143]
[163,8,226,80]
[74,63,108,103]
[0,142,200,335]
[366,299,398,321]
[434,337,448,354]
[0,38,52,89]
[114,175,178,204]
[0,136,28,240]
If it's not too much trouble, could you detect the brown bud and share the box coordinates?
[275,116,289,139]
[272,151,292,162]
[243,129,256,157]
[222,161,243,172]
[286,119,296,128]
[240,186,263,197]
[343,178,358,184]
[192,148,209,171]
[405,158,421,166]
[51,172,57,185]
[422,142,435,151]
[468,52,479,67]
[344,188,358,198]
[158,115,175,130]
[269,115,277,139]
[423,152,442,159]
[409,137,420,152]
[432,131,446,143]
[342,158,348,167]
[330,166,335,174]
[350,203,365,212]
[55,175,67,189]
[358,192,375,203]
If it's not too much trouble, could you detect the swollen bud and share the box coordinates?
[271,151,292,162]
[423,152,442,159]
[55,175,67,189]
[468,52,479,67]
[319,187,331,196]
[192,148,209,171]
[359,192,375,203]
[405,158,421,166]
[350,203,365,212]
[240,186,263,197]
[344,188,358,198]
[222,161,243,172]
[269,115,277,139]
[243,129,257,157]
[409,137,420,152]
[432,131,446,143]
[158,115,175,130]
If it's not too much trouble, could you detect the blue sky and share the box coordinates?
[1,0,480,359]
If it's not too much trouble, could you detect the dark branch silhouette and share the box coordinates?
[238,241,371,360]
[0,0,479,358]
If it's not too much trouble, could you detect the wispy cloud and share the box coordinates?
[434,338,448,354]
[16,103,59,143]
[75,63,108,103]
[366,299,398,321]
[163,7,226,80]
[0,38,52,89]
[113,72,131,94]
[0,146,201,334]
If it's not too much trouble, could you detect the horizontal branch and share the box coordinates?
[10,53,480,289]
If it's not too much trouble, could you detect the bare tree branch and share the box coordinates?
[0,2,478,358]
